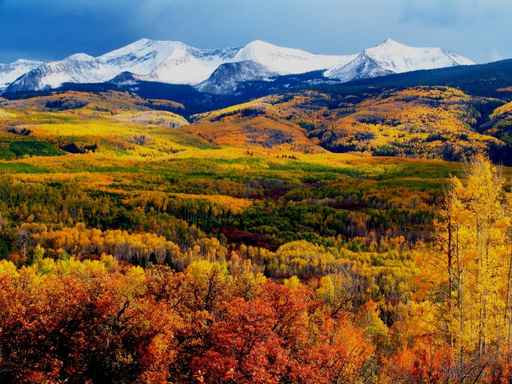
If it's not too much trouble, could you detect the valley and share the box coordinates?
[2,34,512,383]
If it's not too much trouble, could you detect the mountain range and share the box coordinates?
[1,38,474,95]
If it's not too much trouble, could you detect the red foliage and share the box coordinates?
[191,282,373,384]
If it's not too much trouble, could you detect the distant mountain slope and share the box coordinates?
[233,40,354,75]
[6,72,249,116]
[325,39,474,82]
[6,39,238,92]
[0,59,44,91]
[3,38,474,93]
[196,60,277,95]
[320,58,512,100]
[4,85,512,163]
[230,57,512,103]
[185,96,323,152]
[481,101,512,147]
[190,87,512,162]
[6,54,112,93]
[5,39,350,93]
[4,57,512,120]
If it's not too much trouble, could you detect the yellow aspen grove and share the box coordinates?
[437,156,511,376]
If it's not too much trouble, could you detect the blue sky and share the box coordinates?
[1,0,510,63]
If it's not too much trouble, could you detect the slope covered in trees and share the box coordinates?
[4,84,512,161]
[3,85,512,382]
[189,87,512,162]
[1,156,512,382]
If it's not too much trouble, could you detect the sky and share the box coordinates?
[0,0,510,63]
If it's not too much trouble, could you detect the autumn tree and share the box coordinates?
[436,156,512,378]
[0,256,180,384]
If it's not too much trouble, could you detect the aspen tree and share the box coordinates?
[438,156,511,375]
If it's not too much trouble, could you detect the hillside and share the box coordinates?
[0,91,208,160]
[4,84,512,163]
[3,85,512,383]
[319,58,512,100]
[188,86,512,162]
[0,90,461,247]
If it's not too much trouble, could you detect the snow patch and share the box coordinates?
[325,38,475,82]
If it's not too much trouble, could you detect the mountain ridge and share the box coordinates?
[196,60,277,95]
[0,59,45,91]
[3,38,475,94]
[325,38,474,82]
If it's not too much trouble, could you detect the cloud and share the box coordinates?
[0,0,510,63]
[399,0,461,26]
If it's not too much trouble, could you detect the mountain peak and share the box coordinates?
[127,38,171,49]
[241,40,279,52]
[246,40,273,46]
[235,40,351,75]
[108,71,146,86]
[326,39,474,83]
[370,38,410,52]
[380,38,403,46]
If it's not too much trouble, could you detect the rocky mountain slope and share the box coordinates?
[0,59,45,91]
[325,39,474,82]
[3,38,474,93]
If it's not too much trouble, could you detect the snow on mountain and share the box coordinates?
[325,53,394,83]
[98,38,239,84]
[0,59,45,91]
[234,40,355,75]
[7,39,239,92]
[4,38,476,93]
[6,54,117,93]
[325,39,475,82]
[5,39,356,93]
[196,60,277,94]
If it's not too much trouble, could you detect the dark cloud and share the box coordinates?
[0,0,509,63]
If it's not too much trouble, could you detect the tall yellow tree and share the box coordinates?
[437,156,511,374]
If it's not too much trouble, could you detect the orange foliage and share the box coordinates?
[383,338,453,383]
[191,282,374,384]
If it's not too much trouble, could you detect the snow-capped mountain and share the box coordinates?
[98,38,239,85]
[5,39,353,93]
[325,53,394,83]
[6,39,239,93]
[6,54,115,92]
[3,38,476,93]
[196,60,277,94]
[325,39,474,82]
[0,59,45,91]
[233,40,355,75]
